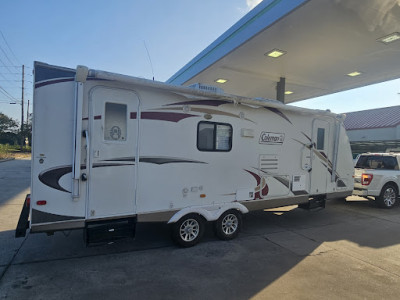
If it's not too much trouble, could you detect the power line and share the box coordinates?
[0,86,18,101]
[0,30,22,105]
[0,45,19,71]
[0,73,32,78]
[0,30,21,66]
[0,71,20,90]
[0,58,20,78]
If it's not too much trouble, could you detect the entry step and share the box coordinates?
[85,217,136,246]
[298,197,326,210]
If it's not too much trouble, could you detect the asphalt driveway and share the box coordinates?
[1,159,400,299]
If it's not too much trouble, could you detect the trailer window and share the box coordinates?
[104,103,127,141]
[197,121,232,151]
[316,128,325,150]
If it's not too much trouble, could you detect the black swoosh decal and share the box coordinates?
[266,107,292,124]
[103,157,207,165]
[39,166,74,193]
[39,157,207,193]
[38,163,132,193]
[140,157,207,165]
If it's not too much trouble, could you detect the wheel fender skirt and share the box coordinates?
[167,202,249,224]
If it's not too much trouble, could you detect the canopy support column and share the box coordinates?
[276,77,285,103]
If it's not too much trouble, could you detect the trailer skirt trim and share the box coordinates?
[31,220,85,233]
[326,191,352,200]
[242,195,309,211]
[32,209,84,224]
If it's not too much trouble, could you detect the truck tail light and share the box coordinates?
[361,173,373,186]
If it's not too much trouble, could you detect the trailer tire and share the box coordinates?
[171,214,205,247]
[214,209,242,241]
[376,183,398,209]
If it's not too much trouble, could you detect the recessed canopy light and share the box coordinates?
[215,78,228,84]
[265,49,286,58]
[378,32,400,44]
[347,71,362,77]
[285,91,293,95]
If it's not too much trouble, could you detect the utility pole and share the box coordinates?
[20,64,24,150]
[27,99,29,123]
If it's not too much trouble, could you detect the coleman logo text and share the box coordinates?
[259,132,285,145]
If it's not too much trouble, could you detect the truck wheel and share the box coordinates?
[214,210,242,240]
[171,214,205,247]
[376,183,398,209]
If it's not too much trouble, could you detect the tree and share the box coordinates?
[0,112,18,132]
[0,112,19,145]
[21,121,32,146]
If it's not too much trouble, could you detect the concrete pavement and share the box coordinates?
[1,159,400,299]
[0,158,31,287]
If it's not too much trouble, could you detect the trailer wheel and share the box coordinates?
[171,214,205,247]
[214,210,242,241]
[376,183,398,209]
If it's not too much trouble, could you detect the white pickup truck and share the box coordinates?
[353,153,400,208]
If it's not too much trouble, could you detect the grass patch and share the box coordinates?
[0,144,31,160]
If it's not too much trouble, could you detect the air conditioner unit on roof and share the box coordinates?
[187,83,224,94]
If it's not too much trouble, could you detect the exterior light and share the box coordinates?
[361,173,373,186]
[285,91,293,95]
[265,49,286,58]
[215,78,228,84]
[347,71,362,77]
[378,32,400,44]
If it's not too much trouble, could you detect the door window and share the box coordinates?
[316,128,325,150]
[104,102,127,141]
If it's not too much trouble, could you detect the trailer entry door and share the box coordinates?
[310,119,331,195]
[88,87,139,219]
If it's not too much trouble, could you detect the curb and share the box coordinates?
[0,158,15,163]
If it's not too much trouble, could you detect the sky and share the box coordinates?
[0,0,399,123]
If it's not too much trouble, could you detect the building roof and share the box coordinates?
[168,0,400,104]
[344,106,400,130]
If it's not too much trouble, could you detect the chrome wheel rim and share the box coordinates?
[383,187,396,207]
[179,219,200,242]
[221,213,238,235]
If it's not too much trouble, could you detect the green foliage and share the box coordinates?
[0,144,12,159]
[0,132,18,145]
[0,144,31,159]
[0,112,32,151]
[0,112,18,133]
[0,112,20,145]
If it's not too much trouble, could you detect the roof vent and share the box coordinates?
[188,83,224,94]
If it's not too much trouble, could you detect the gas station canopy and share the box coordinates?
[168,0,400,103]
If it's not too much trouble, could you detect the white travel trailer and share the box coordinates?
[16,62,354,247]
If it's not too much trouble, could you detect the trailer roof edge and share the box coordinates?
[90,68,340,118]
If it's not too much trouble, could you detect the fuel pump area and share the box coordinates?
[1,159,400,299]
